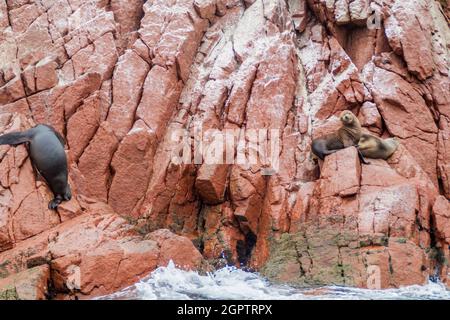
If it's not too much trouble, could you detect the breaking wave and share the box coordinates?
[98,261,450,300]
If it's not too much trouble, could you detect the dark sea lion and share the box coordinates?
[311,110,370,164]
[358,133,400,160]
[0,124,71,209]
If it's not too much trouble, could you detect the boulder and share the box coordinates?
[0,205,204,299]
[0,265,50,300]
[195,164,229,205]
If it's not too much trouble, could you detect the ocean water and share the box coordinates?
[98,261,450,300]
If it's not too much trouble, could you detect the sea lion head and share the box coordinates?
[339,110,356,126]
[358,134,377,150]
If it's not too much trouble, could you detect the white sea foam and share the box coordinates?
[97,261,450,300]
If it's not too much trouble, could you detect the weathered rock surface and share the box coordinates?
[0,201,204,299]
[0,265,50,300]
[264,147,434,288]
[0,0,449,298]
[433,196,450,288]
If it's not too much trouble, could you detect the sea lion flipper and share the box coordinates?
[48,195,63,210]
[357,148,371,165]
[0,131,32,146]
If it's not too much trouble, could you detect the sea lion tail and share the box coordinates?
[0,131,32,146]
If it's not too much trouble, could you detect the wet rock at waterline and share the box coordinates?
[0,265,50,300]
[0,0,449,298]
[98,262,450,300]
[0,202,205,299]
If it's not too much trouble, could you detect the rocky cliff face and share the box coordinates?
[0,0,449,299]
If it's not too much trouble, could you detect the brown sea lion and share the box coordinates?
[0,124,71,210]
[358,133,400,160]
[311,110,370,164]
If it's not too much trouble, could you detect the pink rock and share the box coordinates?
[245,38,297,130]
[0,0,8,30]
[216,0,241,16]
[46,0,72,40]
[387,240,428,287]
[334,0,350,25]
[0,265,50,300]
[387,144,439,237]
[383,0,435,80]
[359,101,382,134]
[16,14,55,69]
[195,164,229,205]
[35,59,58,92]
[433,196,450,242]
[0,98,31,116]
[77,122,119,202]
[234,191,264,235]
[21,65,36,95]
[438,117,450,199]
[289,182,316,232]
[139,0,208,82]
[132,38,151,63]
[0,76,25,105]
[0,207,204,299]
[349,0,370,25]
[201,204,244,264]
[147,229,204,270]
[26,72,101,135]
[64,2,116,57]
[345,28,377,71]
[194,0,217,20]
[226,63,257,126]
[109,0,145,52]
[136,65,182,139]
[372,66,438,185]
[0,187,13,252]
[27,90,63,135]
[319,147,361,198]
[136,119,198,232]
[109,120,156,217]
[195,80,227,130]
[71,32,118,81]
[56,72,102,121]
[288,0,308,32]
[358,183,418,238]
[107,50,150,140]
[360,160,407,187]
[67,93,102,162]
[57,197,83,223]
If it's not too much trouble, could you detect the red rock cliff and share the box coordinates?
[0,0,449,299]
